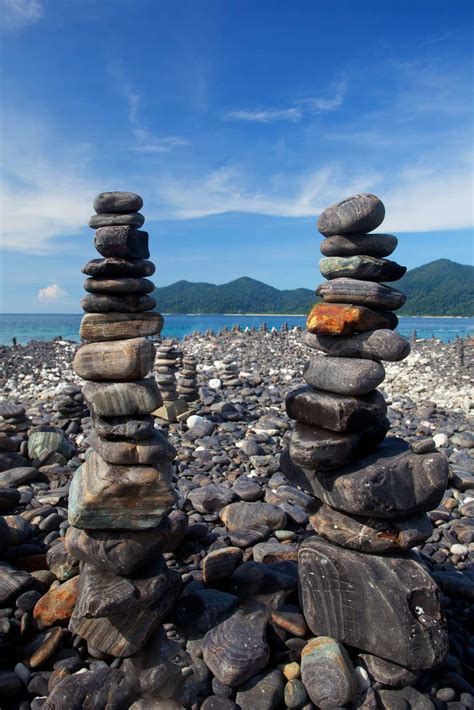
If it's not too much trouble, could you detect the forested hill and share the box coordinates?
[154,260,473,316]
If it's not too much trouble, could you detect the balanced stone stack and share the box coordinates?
[282,194,449,675]
[52,384,89,428]
[66,191,181,657]
[0,404,31,434]
[155,340,181,402]
[176,354,199,401]
[220,354,241,387]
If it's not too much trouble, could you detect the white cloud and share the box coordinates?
[299,81,347,113]
[1,0,42,30]
[37,283,68,302]
[226,108,302,123]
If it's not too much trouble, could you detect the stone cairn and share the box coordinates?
[65,191,182,658]
[0,404,31,434]
[154,339,188,421]
[282,194,449,693]
[177,354,199,401]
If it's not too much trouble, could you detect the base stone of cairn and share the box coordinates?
[282,194,449,673]
[67,191,181,658]
[154,339,188,421]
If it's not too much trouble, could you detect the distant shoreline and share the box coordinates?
[1,313,473,319]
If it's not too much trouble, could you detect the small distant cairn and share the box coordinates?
[259,322,268,333]
[280,321,289,333]
[154,339,188,421]
[220,354,241,387]
[177,354,199,401]
[0,404,30,434]
[455,335,465,367]
[281,193,448,699]
[66,191,182,658]
[52,384,89,432]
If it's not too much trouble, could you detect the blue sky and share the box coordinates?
[0,0,473,313]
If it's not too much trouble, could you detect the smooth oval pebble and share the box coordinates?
[320,232,398,257]
[301,636,358,708]
[93,191,143,214]
[318,194,385,237]
[82,257,155,278]
[304,328,410,362]
[317,278,406,311]
[84,277,155,294]
[303,356,385,395]
[89,212,145,229]
[202,547,243,584]
[284,678,308,708]
[81,294,156,314]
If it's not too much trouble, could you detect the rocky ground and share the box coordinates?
[0,330,473,710]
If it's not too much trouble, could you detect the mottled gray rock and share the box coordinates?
[303,356,385,395]
[187,484,235,514]
[320,232,398,257]
[94,226,149,259]
[93,191,143,214]
[318,194,385,236]
[286,386,387,433]
[281,438,448,517]
[358,653,419,688]
[298,536,448,669]
[221,501,287,531]
[82,257,155,278]
[73,338,155,382]
[89,428,176,466]
[235,669,284,710]
[45,665,136,709]
[0,561,32,604]
[317,278,406,311]
[203,609,270,686]
[304,328,410,362]
[121,627,185,698]
[92,412,155,441]
[301,636,358,709]
[0,466,40,487]
[310,503,433,552]
[320,255,406,282]
[83,379,162,417]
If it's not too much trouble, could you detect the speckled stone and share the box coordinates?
[320,232,398,257]
[307,303,398,336]
[318,194,385,237]
[317,278,406,311]
[298,537,448,669]
[80,312,163,342]
[303,356,385,396]
[301,636,358,709]
[93,191,143,214]
[309,502,433,552]
[320,255,406,282]
[286,386,387,433]
[304,329,410,362]
[68,451,175,530]
[281,438,448,517]
[73,338,154,382]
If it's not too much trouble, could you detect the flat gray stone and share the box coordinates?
[320,233,398,257]
[83,378,162,417]
[286,386,387,433]
[82,257,155,278]
[320,255,406,282]
[318,194,385,236]
[89,213,145,229]
[81,293,156,313]
[93,191,143,214]
[298,537,448,669]
[317,278,406,311]
[84,276,155,294]
[303,356,385,395]
[304,329,410,362]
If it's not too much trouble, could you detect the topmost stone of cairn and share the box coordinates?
[317,193,385,237]
[93,191,144,214]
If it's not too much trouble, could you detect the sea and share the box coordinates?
[0,314,473,346]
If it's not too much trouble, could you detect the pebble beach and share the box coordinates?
[0,329,473,709]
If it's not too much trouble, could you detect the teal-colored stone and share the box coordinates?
[28,429,75,461]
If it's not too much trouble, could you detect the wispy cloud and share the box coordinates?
[1,0,42,31]
[226,81,347,124]
[37,283,68,302]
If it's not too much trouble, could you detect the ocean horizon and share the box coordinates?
[0,313,473,346]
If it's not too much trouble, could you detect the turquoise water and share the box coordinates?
[0,313,472,345]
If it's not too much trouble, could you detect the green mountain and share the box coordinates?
[396,259,474,317]
[154,260,473,316]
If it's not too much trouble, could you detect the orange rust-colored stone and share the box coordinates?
[33,575,80,627]
[306,303,367,335]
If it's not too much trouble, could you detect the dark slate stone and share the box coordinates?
[84,276,155,294]
[320,255,406,282]
[93,191,143,214]
[303,356,385,396]
[187,483,236,514]
[0,487,21,513]
[286,386,387,433]
[82,257,155,278]
[281,438,448,517]
[94,226,149,259]
[304,329,410,362]
[121,627,185,698]
[221,501,287,531]
[45,665,136,709]
[203,608,270,686]
[174,588,239,638]
[81,293,156,313]
[88,428,176,466]
[235,669,285,710]
[317,278,406,311]
[318,194,385,236]
[89,213,145,229]
[310,503,433,553]
[298,537,448,669]
[320,232,398,257]
[300,636,358,708]
[92,412,155,441]
[358,653,419,688]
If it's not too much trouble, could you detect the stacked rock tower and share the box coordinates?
[66,192,181,657]
[282,194,449,679]
[177,354,199,401]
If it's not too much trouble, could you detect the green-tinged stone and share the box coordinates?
[153,399,189,423]
[301,636,358,709]
[28,428,75,461]
[80,312,163,342]
[68,451,175,530]
[83,379,162,417]
[320,255,406,282]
